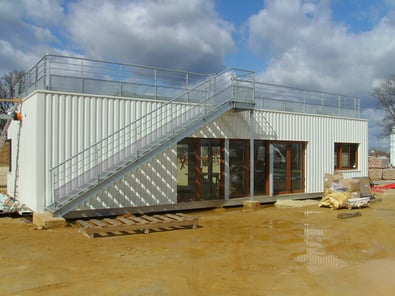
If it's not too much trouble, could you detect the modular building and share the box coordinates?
[6,55,368,218]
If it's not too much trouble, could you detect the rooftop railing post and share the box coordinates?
[186,73,189,102]
[303,91,306,113]
[338,96,341,116]
[154,69,157,100]
[120,64,123,96]
[80,59,84,93]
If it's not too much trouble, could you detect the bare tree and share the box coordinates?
[0,70,26,129]
[372,77,395,137]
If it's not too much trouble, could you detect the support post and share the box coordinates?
[249,110,254,200]
[243,110,260,211]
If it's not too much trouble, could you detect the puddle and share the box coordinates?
[293,223,349,274]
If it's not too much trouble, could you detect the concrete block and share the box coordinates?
[33,212,66,228]
[243,200,261,211]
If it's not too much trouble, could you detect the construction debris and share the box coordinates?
[76,213,199,238]
[319,191,352,209]
[337,211,362,219]
[274,199,320,208]
[0,193,31,215]
[320,173,375,210]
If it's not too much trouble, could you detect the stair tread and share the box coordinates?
[50,98,237,214]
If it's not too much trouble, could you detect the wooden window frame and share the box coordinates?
[335,143,358,170]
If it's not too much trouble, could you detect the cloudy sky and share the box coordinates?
[1,0,395,150]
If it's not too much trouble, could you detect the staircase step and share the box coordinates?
[51,94,241,216]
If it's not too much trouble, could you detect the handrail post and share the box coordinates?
[95,145,100,182]
[338,96,341,116]
[50,169,54,208]
[80,59,84,93]
[154,69,157,100]
[186,73,189,102]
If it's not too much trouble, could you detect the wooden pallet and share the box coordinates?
[76,213,199,238]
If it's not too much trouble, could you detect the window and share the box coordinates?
[272,142,305,194]
[177,138,224,202]
[229,140,247,198]
[335,143,358,170]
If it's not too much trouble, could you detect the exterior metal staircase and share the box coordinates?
[46,69,255,216]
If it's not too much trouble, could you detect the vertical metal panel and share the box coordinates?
[17,91,368,212]
[79,146,178,210]
[194,109,368,194]
[40,92,179,209]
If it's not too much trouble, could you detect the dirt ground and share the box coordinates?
[1,192,395,296]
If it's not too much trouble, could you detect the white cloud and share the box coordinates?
[247,0,395,149]
[248,0,395,103]
[0,0,65,74]
[21,0,64,25]
[65,0,235,72]
[362,107,389,150]
[0,0,235,75]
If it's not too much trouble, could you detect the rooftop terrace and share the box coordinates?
[22,54,359,118]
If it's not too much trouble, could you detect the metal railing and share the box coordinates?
[23,54,210,100]
[255,82,359,118]
[48,69,255,206]
[22,54,360,118]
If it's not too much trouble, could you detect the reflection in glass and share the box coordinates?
[177,140,197,202]
[254,141,267,195]
[229,140,246,198]
[273,143,287,193]
[200,140,222,200]
[291,143,303,191]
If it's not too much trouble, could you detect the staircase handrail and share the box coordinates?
[49,69,255,204]
[49,68,235,171]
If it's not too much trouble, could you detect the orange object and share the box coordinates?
[13,112,22,121]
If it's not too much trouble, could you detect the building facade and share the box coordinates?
[7,55,368,218]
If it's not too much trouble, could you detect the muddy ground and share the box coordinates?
[1,192,395,296]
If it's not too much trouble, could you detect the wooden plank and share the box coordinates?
[76,214,199,238]
[152,215,177,230]
[165,213,184,221]
[116,216,136,225]
[103,218,122,226]
[76,220,92,229]
[176,213,196,220]
[79,229,95,239]
[128,216,148,224]
[89,219,107,227]
[142,215,161,223]
[153,215,173,222]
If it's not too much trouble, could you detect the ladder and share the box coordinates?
[0,119,12,152]
[13,119,22,199]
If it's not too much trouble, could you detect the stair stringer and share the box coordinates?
[49,100,243,217]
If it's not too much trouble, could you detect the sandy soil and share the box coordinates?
[1,193,395,296]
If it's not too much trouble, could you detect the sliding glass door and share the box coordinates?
[273,142,304,194]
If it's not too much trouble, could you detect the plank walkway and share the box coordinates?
[76,213,199,238]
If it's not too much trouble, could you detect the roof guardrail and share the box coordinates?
[22,54,359,118]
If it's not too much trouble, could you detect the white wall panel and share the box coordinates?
[11,90,368,213]
[194,109,368,194]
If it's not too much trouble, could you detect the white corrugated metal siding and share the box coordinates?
[10,91,368,213]
[195,109,368,194]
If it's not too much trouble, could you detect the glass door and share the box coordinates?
[177,139,198,202]
[273,143,287,194]
[254,141,268,195]
[291,143,304,192]
[273,142,305,194]
[229,140,247,198]
[200,140,222,200]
